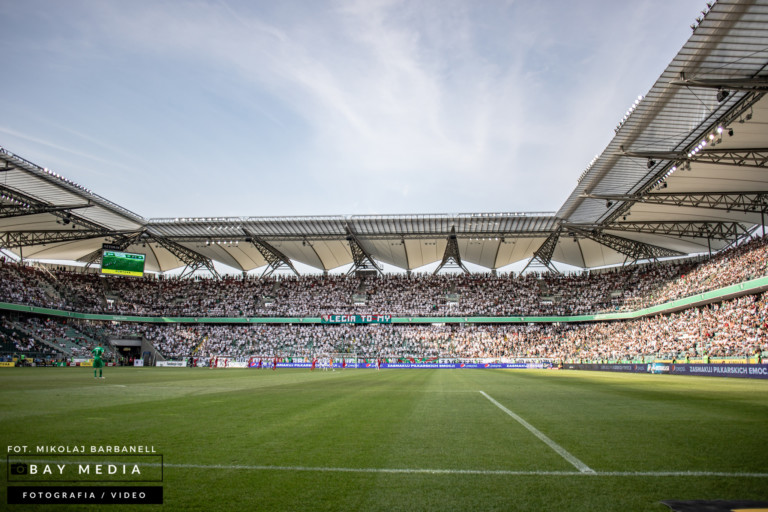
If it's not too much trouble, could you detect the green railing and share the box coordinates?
[1,275,767,324]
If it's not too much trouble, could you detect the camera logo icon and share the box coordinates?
[10,463,28,475]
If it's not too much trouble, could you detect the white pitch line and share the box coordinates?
[161,464,768,478]
[9,460,768,478]
[479,390,595,474]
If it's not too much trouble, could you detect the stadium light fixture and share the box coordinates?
[716,89,729,102]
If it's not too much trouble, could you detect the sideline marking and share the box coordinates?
[479,390,595,474]
[163,464,768,478]
[11,460,768,478]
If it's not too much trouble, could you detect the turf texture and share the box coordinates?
[1,367,767,511]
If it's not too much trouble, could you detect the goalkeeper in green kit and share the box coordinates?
[92,345,105,379]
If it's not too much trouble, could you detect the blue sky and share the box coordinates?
[0,0,706,219]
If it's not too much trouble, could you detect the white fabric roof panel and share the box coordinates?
[405,239,447,271]
[364,239,410,270]
[19,237,113,263]
[575,239,629,269]
[496,237,549,270]
[300,240,353,271]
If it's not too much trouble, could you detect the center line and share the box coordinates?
[479,390,595,474]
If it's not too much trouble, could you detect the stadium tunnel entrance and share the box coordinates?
[110,338,143,363]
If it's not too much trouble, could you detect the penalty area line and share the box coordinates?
[479,390,595,474]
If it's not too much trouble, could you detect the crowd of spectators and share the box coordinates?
[141,291,768,361]
[0,316,108,359]
[1,316,58,356]
[1,235,766,318]
[621,235,768,308]
[1,235,767,363]
[4,288,762,363]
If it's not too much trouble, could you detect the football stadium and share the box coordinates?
[2,1,768,511]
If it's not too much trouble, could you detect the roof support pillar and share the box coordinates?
[345,225,383,276]
[150,235,220,279]
[433,227,469,275]
[243,230,299,278]
[521,229,561,274]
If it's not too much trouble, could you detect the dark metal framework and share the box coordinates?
[583,192,768,214]
[433,227,469,275]
[521,229,561,274]
[567,226,684,263]
[150,235,221,279]
[0,229,124,249]
[345,226,383,276]
[0,185,97,225]
[584,221,749,242]
[670,76,768,94]
[622,148,768,169]
[243,230,299,278]
[166,229,552,243]
[601,91,767,227]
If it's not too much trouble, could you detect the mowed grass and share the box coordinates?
[1,367,767,511]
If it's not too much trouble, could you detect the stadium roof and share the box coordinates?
[1,0,768,276]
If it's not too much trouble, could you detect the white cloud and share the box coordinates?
[0,0,706,216]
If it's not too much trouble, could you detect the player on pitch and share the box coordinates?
[92,345,105,379]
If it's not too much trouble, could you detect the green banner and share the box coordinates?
[320,314,392,324]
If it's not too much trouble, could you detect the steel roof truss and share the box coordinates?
[149,235,220,279]
[345,226,383,276]
[603,221,748,241]
[583,191,768,213]
[243,230,300,278]
[0,229,124,248]
[0,185,100,227]
[433,227,469,275]
[568,226,684,263]
[521,229,561,274]
[622,148,768,169]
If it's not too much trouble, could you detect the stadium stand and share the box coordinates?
[2,0,768,376]
[1,235,767,318]
[1,235,766,364]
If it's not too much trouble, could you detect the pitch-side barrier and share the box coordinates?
[564,363,768,379]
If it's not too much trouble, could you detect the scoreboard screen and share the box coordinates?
[101,250,146,277]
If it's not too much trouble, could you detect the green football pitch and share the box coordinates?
[1,367,767,511]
